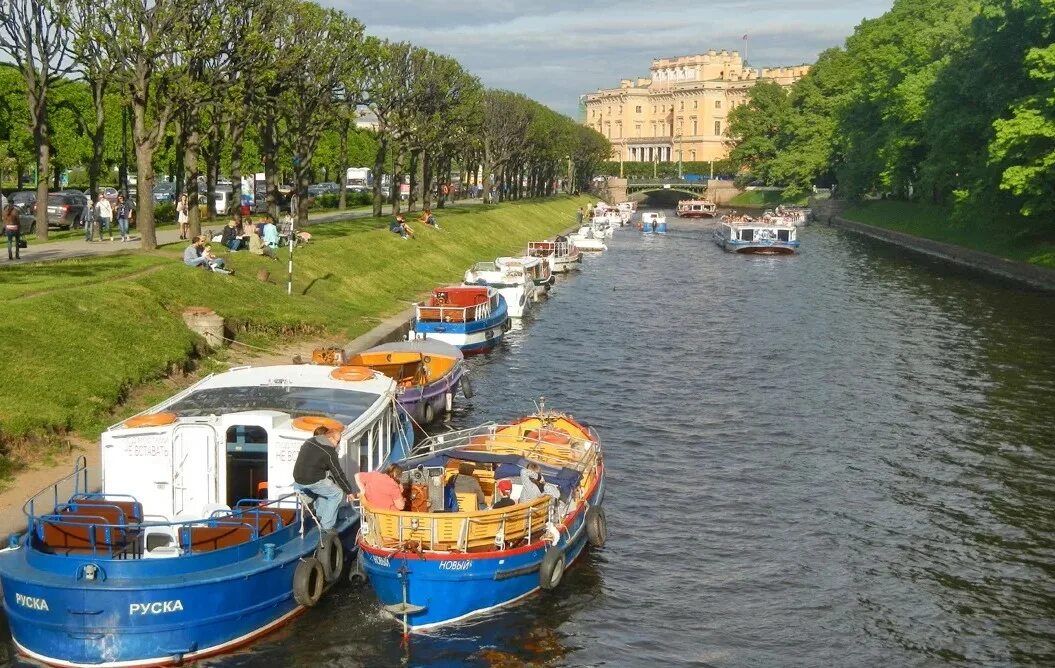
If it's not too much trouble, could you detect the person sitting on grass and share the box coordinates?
[389,214,413,239]
[183,236,209,269]
[262,216,280,249]
[247,222,277,260]
[419,208,439,229]
[220,218,244,251]
[202,244,232,274]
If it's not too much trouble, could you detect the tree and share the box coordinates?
[480,90,533,202]
[725,81,790,185]
[0,0,73,240]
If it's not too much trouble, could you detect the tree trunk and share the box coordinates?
[390,142,402,215]
[33,120,50,241]
[407,149,419,212]
[261,109,280,222]
[184,121,202,238]
[371,133,387,217]
[338,116,349,210]
[422,150,433,210]
[88,79,106,203]
[173,117,185,198]
[230,117,246,221]
[132,94,157,249]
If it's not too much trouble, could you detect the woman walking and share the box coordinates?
[3,202,21,260]
[176,193,190,240]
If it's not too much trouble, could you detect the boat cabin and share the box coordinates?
[417,286,498,324]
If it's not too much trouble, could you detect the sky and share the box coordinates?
[323,0,893,118]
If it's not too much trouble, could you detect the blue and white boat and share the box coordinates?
[357,408,606,631]
[714,218,799,254]
[409,285,509,355]
[0,364,412,667]
[641,211,667,235]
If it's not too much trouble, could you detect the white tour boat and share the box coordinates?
[568,225,607,251]
[464,260,535,317]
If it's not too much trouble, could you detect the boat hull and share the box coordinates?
[359,475,605,630]
[677,211,715,218]
[396,369,464,425]
[714,236,799,254]
[0,516,358,668]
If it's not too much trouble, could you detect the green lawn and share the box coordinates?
[0,196,589,476]
[727,190,809,208]
[842,200,1055,269]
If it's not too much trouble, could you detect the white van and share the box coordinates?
[214,186,233,215]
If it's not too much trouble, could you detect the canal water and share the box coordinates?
[9,213,1055,667]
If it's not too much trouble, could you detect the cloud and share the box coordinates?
[321,1,893,115]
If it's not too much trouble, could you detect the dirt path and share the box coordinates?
[0,438,101,535]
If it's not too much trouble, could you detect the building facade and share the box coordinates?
[582,50,809,163]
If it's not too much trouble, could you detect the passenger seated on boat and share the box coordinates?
[450,462,486,510]
[519,462,560,505]
[292,426,357,532]
[355,464,406,511]
[492,479,515,509]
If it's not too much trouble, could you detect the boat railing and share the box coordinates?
[413,423,600,473]
[416,303,480,323]
[22,454,90,520]
[360,495,553,552]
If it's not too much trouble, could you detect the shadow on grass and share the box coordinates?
[301,272,334,296]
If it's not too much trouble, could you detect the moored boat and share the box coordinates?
[464,260,534,317]
[409,286,509,355]
[346,340,469,426]
[496,256,553,300]
[676,199,717,218]
[0,364,411,668]
[640,211,667,235]
[357,407,606,631]
[713,219,799,254]
[527,240,582,273]
[568,225,607,251]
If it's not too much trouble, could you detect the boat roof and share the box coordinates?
[129,364,395,427]
[362,339,463,361]
[496,256,543,268]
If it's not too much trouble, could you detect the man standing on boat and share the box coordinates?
[292,426,357,533]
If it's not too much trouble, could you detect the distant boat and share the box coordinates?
[713,219,799,254]
[347,340,469,426]
[568,225,607,251]
[496,256,553,300]
[527,240,582,273]
[465,260,534,317]
[640,212,667,235]
[357,406,606,631]
[676,199,717,218]
[410,286,509,355]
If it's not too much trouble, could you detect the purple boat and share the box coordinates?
[347,339,471,425]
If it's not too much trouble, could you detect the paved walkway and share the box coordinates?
[5,201,478,265]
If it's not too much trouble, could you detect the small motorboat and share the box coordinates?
[568,225,607,251]
[0,365,412,667]
[496,256,553,300]
[714,218,800,254]
[640,212,667,235]
[676,199,717,218]
[464,260,534,317]
[527,240,582,273]
[410,286,509,355]
[346,340,470,426]
[358,404,606,632]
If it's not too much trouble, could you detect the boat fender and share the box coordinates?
[317,533,344,584]
[461,374,475,399]
[585,507,607,548]
[445,391,453,413]
[293,557,325,607]
[544,523,561,546]
[539,547,565,590]
[348,555,368,586]
[419,401,436,425]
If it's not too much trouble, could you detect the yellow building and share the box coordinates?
[583,50,809,163]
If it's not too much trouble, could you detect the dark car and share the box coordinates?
[10,190,37,214]
[153,181,177,203]
[45,193,88,229]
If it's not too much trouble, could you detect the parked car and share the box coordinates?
[16,211,36,235]
[153,181,177,203]
[45,192,88,229]
[10,190,37,214]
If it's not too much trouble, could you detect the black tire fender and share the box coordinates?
[348,554,368,586]
[317,533,344,584]
[419,401,436,425]
[293,557,325,607]
[585,506,607,548]
[460,374,475,399]
[539,546,565,591]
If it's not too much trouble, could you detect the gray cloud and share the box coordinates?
[322,1,892,115]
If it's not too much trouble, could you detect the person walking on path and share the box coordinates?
[176,194,189,240]
[292,426,357,532]
[4,202,21,260]
[115,195,134,242]
[94,194,113,242]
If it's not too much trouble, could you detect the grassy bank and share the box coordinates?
[726,190,808,208]
[842,200,1055,269]
[0,196,589,477]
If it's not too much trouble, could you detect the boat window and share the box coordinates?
[167,386,377,425]
[225,425,268,506]
[778,229,791,242]
[374,421,385,467]
[740,228,754,241]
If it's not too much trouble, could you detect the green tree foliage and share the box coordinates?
[726,81,789,184]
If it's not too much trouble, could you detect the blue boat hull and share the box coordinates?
[359,473,605,630]
[410,298,509,356]
[0,513,359,667]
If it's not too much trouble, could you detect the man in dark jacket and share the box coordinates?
[292,426,356,532]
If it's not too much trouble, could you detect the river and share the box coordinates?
[7,211,1055,667]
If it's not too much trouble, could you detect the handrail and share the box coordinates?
[23,454,88,520]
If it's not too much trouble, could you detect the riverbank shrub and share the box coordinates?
[0,196,590,479]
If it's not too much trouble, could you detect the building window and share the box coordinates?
[694,100,698,109]
[619,105,623,114]
[690,150,696,160]
[635,123,642,136]
[680,101,684,111]
[692,118,698,135]
[652,105,656,113]
[714,120,722,135]
[635,105,642,113]
[615,122,622,139]
[715,100,722,109]
[591,109,595,118]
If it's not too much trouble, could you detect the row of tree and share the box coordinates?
[725,0,1054,226]
[0,0,610,247]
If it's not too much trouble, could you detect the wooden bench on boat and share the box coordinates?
[37,499,144,556]
[179,522,259,553]
[361,495,552,553]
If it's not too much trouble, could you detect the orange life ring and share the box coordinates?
[329,366,374,382]
[123,412,177,428]
[292,416,344,434]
